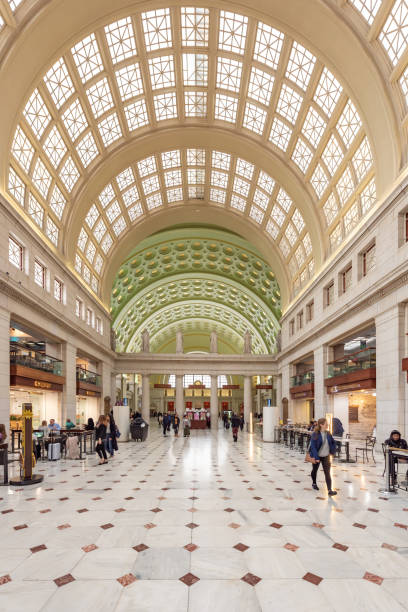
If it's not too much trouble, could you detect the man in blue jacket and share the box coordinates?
[309,418,337,496]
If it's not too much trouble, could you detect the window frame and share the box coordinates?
[8,235,24,270]
[75,297,83,319]
[54,277,64,302]
[34,258,46,289]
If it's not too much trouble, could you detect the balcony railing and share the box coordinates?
[327,348,376,378]
[10,343,64,376]
[76,366,101,387]
[290,371,314,387]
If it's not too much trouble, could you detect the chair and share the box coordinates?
[355,436,376,463]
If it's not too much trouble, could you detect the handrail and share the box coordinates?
[327,347,376,366]
[10,342,64,375]
[76,366,101,386]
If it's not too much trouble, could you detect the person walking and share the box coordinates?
[163,413,169,436]
[173,413,180,437]
[309,418,337,496]
[231,413,241,442]
[239,415,244,432]
[85,417,94,431]
[183,414,190,437]
[95,415,108,465]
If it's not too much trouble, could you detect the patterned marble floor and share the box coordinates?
[1,424,408,611]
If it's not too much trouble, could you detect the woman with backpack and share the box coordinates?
[95,415,108,465]
[309,418,337,496]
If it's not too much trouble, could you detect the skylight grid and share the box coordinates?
[183,54,208,86]
[269,117,292,151]
[185,92,207,117]
[8,167,26,206]
[32,157,52,198]
[276,84,303,124]
[124,99,149,130]
[116,167,135,190]
[122,185,139,207]
[181,7,209,47]
[214,94,238,122]
[76,131,99,166]
[379,0,408,65]
[44,58,75,109]
[336,100,362,147]
[243,102,267,135]
[104,17,137,64]
[138,155,157,176]
[218,11,248,54]
[23,89,51,139]
[115,63,143,100]
[161,150,181,168]
[142,8,172,52]
[314,67,342,116]
[286,42,316,90]
[86,78,114,118]
[98,112,123,146]
[216,57,243,93]
[301,106,326,149]
[12,125,34,173]
[71,33,104,83]
[43,126,67,169]
[149,55,175,89]
[253,22,284,69]
[349,0,382,25]
[154,92,177,120]
[291,138,313,174]
[247,67,275,105]
[62,99,88,142]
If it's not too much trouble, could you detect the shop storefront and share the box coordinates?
[76,363,101,425]
[10,387,61,430]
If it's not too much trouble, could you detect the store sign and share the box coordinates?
[154,384,171,389]
[34,380,52,389]
[189,384,206,389]
[76,388,101,397]
[327,380,375,394]
[185,401,193,408]
[222,385,240,389]
[256,385,274,390]
[10,375,63,392]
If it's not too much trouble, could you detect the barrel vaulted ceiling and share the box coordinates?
[1,0,406,308]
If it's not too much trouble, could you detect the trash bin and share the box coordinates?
[130,418,149,441]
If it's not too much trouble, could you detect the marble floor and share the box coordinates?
[1,425,408,611]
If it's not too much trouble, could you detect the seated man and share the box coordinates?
[48,419,61,432]
[65,418,75,430]
[384,430,408,484]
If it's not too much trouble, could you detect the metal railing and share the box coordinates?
[290,371,314,387]
[327,348,376,378]
[10,343,63,376]
[76,366,101,386]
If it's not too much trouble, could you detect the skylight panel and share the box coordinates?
[94,254,103,274]
[98,112,122,146]
[212,151,231,170]
[164,169,182,187]
[236,158,254,179]
[8,0,23,12]
[148,55,175,89]
[154,92,177,120]
[146,193,163,210]
[183,54,208,86]
[216,57,242,92]
[314,67,342,116]
[211,170,228,188]
[257,171,275,194]
[379,0,408,65]
[86,240,96,263]
[43,126,67,169]
[360,177,376,214]
[292,208,305,232]
[59,156,80,192]
[32,157,52,198]
[138,155,157,176]
[187,149,205,165]
[286,42,316,90]
[23,89,51,139]
[181,7,209,46]
[112,215,127,236]
[124,99,149,131]
[344,201,360,234]
[349,0,382,25]
[105,17,137,64]
[82,265,91,284]
[285,222,298,247]
[218,11,248,54]
[142,8,172,52]
[400,66,408,106]
[249,205,264,224]
[301,106,326,149]
[323,192,339,225]
[291,138,313,173]
[46,216,59,246]
[253,188,269,210]
[336,99,362,147]
[128,202,144,221]
[242,102,267,135]
[71,34,104,83]
[279,236,291,258]
[294,245,305,267]
[106,200,121,223]
[122,185,139,207]
[12,125,34,173]
[44,58,75,109]
[310,163,329,199]
[303,233,312,256]
[62,99,88,142]
[75,254,82,273]
[232,176,250,197]
[185,92,207,117]
[322,134,343,176]
[85,204,99,228]
[266,219,279,239]
[28,193,44,227]
[214,93,238,123]
[247,67,275,105]
[336,165,355,206]
[269,117,292,151]
[116,167,135,191]
[101,233,113,254]
[167,188,183,203]
[142,175,160,194]
[271,204,285,226]
[276,84,303,124]
[230,194,246,212]
[76,131,99,167]
[99,183,115,207]
[276,188,292,212]
[115,63,143,100]
[188,168,205,184]
[86,78,114,119]
[253,22,284,69]
[352,137,373,181]
[210,188,226,204]
[94,218,107,242]
[8,167,26,206]
[49,185,66,220]
[161,150,181,168]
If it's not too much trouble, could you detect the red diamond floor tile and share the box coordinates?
[179,573,200,587]
[54,574,75,587]
[241,573,262,586]
[117,573,137,587]
[302,572,323,586]
[363,572,383,585]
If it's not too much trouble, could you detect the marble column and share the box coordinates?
[280,363,292,421]
[142,374,150,423]
[210,374,218,430]
[100,361,113,413]
[376,304,406,442]
[111,373,117,407]
[244,375,253,433]
[314,345,329,420]
[61,342,76,425]
[0,307,10,434]
[276,375,282,418]
[175,374,184,418]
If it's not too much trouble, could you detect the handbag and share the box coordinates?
[304,451,315,463]
[115,428,121,438]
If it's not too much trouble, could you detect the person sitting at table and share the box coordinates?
[85,417,94,431]
[308,420,316,431]
[65,418,75,430]
[384,430,408,484]
[38,420,48,436]
[48,419,61,431]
